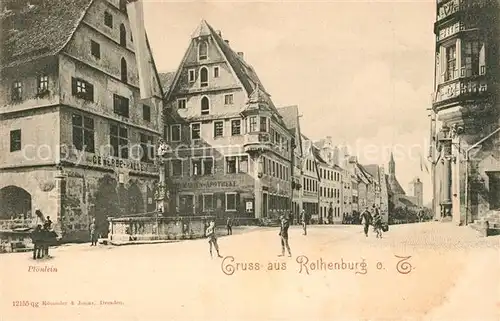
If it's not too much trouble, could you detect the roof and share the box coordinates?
[312,146,327,164]
[399,197,418,208]
[158,72,176,94]
[277,105,299,132]
[363,164,381,181]
[1,0,94,69]
[387,174,406,195]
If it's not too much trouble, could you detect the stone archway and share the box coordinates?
[0,186,32,220]
[127,182,144,215]
[93,176,120,238]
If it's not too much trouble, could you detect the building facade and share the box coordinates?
[0,0,164,241]
[408,177,424,208]
[162,21,293,221]
[430,0,500,225]
[301,136,320,221]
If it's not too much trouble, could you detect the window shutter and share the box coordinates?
[195,194,203,215]
[71,78,77,95]
[87,83,94,101]
[236,193,241,213]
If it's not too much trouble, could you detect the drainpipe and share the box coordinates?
[464,126,500,225]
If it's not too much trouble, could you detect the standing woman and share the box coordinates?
[206,221,222,258]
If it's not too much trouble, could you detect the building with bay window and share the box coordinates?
[430,0,500,226]
[161,21,294,221]
[0,0,164,241]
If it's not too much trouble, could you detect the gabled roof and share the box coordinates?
[312,146,327,165]
[158,71,176,94]
[363,164,381,181]
[1,0,94,69]
[387,174,406,195]
[277,105,303,156]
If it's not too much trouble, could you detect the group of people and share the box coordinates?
[359,205,385,238]
[30,210,57,259]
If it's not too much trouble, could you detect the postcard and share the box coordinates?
[1,0,499,320]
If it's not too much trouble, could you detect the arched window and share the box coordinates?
[120,24,126,47]
[200,67,208,87]
[121,58,127,83]
[201,96,209,115]
[198,41,208,60]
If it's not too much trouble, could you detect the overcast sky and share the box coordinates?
[143,0,436,204]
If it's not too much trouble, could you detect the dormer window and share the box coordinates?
[200,67,208,87]
[198,41,208,60]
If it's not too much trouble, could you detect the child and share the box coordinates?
[206,221,222,258]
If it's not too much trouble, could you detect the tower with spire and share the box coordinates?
[388,151,396,175]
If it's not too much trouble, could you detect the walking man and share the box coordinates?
[373,209,383,238]
[206,221,222,258]
[89,218,98,246]
[226,215,233,235]
[300,209,307,235]
[31,225,43,260]
[360,206,372,237]
[278,214,292,257]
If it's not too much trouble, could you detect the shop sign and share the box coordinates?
[176,180,238,189]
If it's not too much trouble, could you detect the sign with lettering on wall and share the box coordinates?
[176,181,238,189]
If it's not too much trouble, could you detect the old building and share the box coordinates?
[430,0,500,225]
[301,136,320,221]
[277,105,304,222]
[162,21,294,221]
[364,164,389,223]
[0,0,164,241]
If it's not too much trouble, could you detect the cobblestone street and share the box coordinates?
[1,223,499,321]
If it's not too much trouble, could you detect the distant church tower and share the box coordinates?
[389,152,396,175]
[409,178,423,208]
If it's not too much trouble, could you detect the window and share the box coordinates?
[203,194,214,212]
[11,81,22,101]
[260,117,268,132]
[143,105,151,122]
[200,67,208,87]
[113,94,129,117]
[37,75,49,94]
[188,69,195,82]
[119,24,127,47]
[214,121,224,137]
[226,193,237,211]
[445,45,457,81]
[203,158,214,175]
[191,157,213,176]
[72,114,95,153]
[110,124,128,158]
[119,0,127,11]
[462,41,480,77]
[198,41,208,60]
[191,123,201,140]
[192,158,202,176]
[10,130,21,152]
[104,11,113,28]
[224,94,233,105]
[238,155,248,173]
[170,124,181,142]
[71,78,94,101]
[214,66,219,78]
[201,96,210,115]
[231,119,241,135]
[170,159,182,176]
[140,133,154,163]
[249,116,258,132]
[177,98,187,109]
[226,156,249,174]
[121,58,128,83]
[91,40,100,59]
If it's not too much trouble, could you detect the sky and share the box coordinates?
[142,0,436,204]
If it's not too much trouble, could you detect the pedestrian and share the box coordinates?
[89,218,98,246]
[206,221,222,258]
[360,206,372,237]
[373,209,383,238]
[300,209,307,235]
[328,205,334,224]
[31,225,43,260]
[226,215,233,235]
[43,216,52,230]
[278,214,292,257]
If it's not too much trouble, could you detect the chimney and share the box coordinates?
[224,40,229,45]
[216,30,222,37]
[237,52,244,60]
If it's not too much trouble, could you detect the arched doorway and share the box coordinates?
[94,176,119,238]
[0,186,32,220]
[128,183,144,214]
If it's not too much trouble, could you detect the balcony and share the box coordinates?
[433,75,489,109]
[243,132,272,153]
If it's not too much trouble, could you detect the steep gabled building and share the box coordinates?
[301,135,320,221]
[0,0,164,241]
[162,21,294,220]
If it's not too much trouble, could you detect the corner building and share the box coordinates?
[163,21,293,220]
[0,0,164,241]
